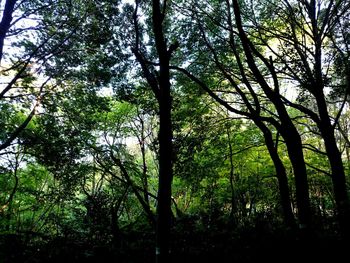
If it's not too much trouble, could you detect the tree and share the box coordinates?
[0,0,89,152]
[170,0,309,231]
[0,0,42,152]
[130,0,178,261]
[238,0,350,237]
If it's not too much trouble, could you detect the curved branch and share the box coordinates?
[0,77,49,151]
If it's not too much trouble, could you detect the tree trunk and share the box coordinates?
[281,127,311,233]
[138,114,150,206]
[151,1,174,261]
[133,0,175,257]
[156,78,173,263]
[316,95,350,237]
[256,122,296,230]
[307,0,350,238]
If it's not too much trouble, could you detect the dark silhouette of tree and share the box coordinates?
[131,0,178,261]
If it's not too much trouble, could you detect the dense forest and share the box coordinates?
[1,0,350,262]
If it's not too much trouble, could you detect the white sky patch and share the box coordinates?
[97,86,114,97]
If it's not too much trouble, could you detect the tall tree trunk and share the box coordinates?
[156,74,173,263]
[281,126,311,232]
[151,1,174,261]
[316,95,350,237]
[256,122,296,230]
[132,0,176,260]
[304,0,350,237]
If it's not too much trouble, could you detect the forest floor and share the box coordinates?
[1,229,347,263]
